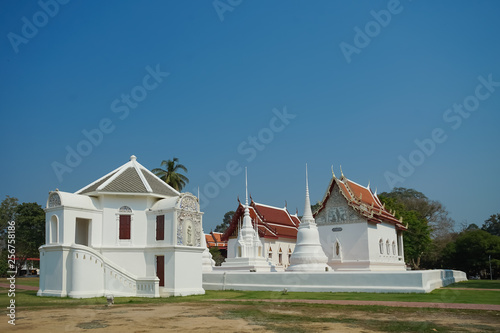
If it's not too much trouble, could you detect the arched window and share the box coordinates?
[278,247,283,264]
[50,215,58,244]
[268,246,273,259]
[386,240,390,254]
[335,241,340,256]
[119,206,132,213]
[379,239,384,254]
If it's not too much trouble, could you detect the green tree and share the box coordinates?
[209,247,225,266]
[215,211,235,233]
[380,187,454,239]
[442,229,500,278]
[379,190,433,269]
[14,202,45,275]
[311,201,321,214]
[152,157,189,191]
[0,249,8,277]
[0,196,19,235]
[482,214,500,236]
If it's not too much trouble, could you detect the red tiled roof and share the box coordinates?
[315,175,407,231]
[205,232,227,249]
[222,200,299,241]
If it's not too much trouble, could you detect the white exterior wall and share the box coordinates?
[100,195,151,247]
[203,270,467,293]
[366,222,405,270]
[263,238,295,269]
[318,222,370,268]
[228,237,296,269]
[315,188,406,271]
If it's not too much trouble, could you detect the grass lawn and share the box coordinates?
[446,280,500,289]
[13,276,39,287]
[1,278,499,309]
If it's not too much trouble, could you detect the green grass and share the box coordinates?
[13,277,39,287]
[446,280,500,289]
[3,288,499,332]
[2,285,499,310]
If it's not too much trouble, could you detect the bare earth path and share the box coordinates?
[0,283,38,291]
[2,301,500,332]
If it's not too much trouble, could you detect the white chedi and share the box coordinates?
[201,231,215,272]
[219,168,273,271]
[287,165,330,272]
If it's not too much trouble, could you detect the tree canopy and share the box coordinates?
[378,193,432,269]
[379,187,454,239]
[442,229,500,278]
[0,195,19,235]
[482,214,500,237]
[214,211,235,233]
[152,157,189,191]
[13,202,45,274]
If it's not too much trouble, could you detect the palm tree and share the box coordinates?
[152,158,189,191]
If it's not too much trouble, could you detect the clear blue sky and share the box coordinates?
[1,1,499,232]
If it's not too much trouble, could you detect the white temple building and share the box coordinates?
[38,155,206,298]
[314,168,407,271]
[219,169,274,271]
[287,166,329,272]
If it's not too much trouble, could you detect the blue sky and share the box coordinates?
[1,0,499,232]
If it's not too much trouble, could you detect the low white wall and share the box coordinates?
[203,270,467,293]
[38,244,159,298]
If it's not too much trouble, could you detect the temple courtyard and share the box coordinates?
[2,278,499,332]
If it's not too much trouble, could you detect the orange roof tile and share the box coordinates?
[315,174,407,231]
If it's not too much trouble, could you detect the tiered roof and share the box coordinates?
[222,199,300,241]
[205,232,227,249]
[314,169,407,230]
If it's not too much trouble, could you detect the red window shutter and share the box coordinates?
[156,215,165,241]
[119,215,131,239]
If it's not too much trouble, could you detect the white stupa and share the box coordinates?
[220,168,274,271]
[201,231,215,272]
[287,165,330,272]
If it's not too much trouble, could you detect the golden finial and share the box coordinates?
[340,165,344,179]
[331,165,336,178]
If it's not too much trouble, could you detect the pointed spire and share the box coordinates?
[197,186,200,202]
[245,167,249,206]
[302,164,314,222]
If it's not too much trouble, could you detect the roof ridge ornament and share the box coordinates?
[331,165,336,178]
[340,165,344,179]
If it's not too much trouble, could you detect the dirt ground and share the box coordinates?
[2,302,500,332]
